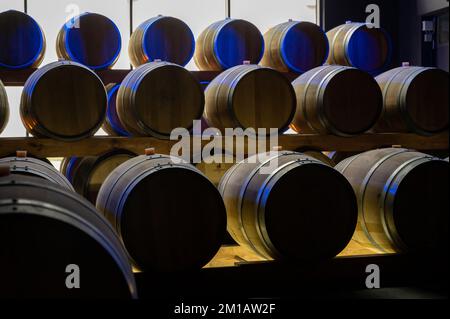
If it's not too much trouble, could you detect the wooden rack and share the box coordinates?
[0,133,448,158]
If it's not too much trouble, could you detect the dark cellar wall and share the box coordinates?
[321,0,449,68]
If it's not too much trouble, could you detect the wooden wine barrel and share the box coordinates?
[290,65,382,136]
[324,151,359,165]
[116,62,204,138]
[373,66,449,135]
[129,15,195,67]
[0,173,137,298]
[0,80,9,134]
[102,84,130,137]
[67,150,136,204]
[204,64,296,134]
[0,152,73,190]
[20,60,107,141]
[195,18,264,71]
[192,148,236,187]
[326,22,392,74]
[96,150,227,272]
[0,10,46,69]
[300,150,336,167]
[261,20,329,73]
[57,13,121,70]
[336,148,449,254]
[60,156,82,183]
[218,150,358,262]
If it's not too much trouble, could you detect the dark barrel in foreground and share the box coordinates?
[336,148,449,254]
[326,22,392,75]
[261,20,329,73]
[57,13,122,70]
[290,65,382,136]
[195,18,264,71]
[204,64,296,134]
[96,149,227,272]
[0,172,137,298]
[219,150,358,262]
[0,10,46,69]
[20,61,107,141]
[374,66,449,136]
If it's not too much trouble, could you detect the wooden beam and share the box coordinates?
[1,69,299,87]
[0,133,447,158]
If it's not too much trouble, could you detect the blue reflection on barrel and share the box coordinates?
[106,84,130,137]
[214,20,264,69]
[140,16,195,67]
[60,13,122,70]
[346,26,392,75]
[280,23,329,73]
[0,10,45,69]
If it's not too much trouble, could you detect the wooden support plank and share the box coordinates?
[0,133,447,158]
[1,69,299,86]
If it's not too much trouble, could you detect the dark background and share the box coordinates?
[320,0,449,71]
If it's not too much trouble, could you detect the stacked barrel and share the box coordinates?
[0,6,449,299]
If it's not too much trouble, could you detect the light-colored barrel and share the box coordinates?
[336,148,449,254]
[96,152,227,272]
[116,62,204,139]
[291,65,382,136]
[20,61,107,141]
[129,15,195,67]
[68,149,136,204]
[219,151,358,262]
[374,66,449,135]
[261,20,329,73]
[57,13,121,70]
[195,18,264,71]
[326,22,392,74]
[0,80,9,134]
[0,173,137,298]
[0,10,46,69]
[204,64,296,134]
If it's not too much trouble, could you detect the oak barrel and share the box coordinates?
[218,150,358,262]
[0,10,46,69]
[0,173,137,298]
[0,152,73,190]
[192,148,236,187]
[20,60,107,141]
[195,18,264,71]
[60,156,82,183]
[336,148,449,254]
[0,80,9,134]
[290,65,382,136]
[300,150,336,167]
[204,64,296,134]
[65,150,136,204]
[261,20,329,73]
[102,83,130,137]
[326,22,392,74]
[116,62,204,138]
[129,15,194,67]
[96,152,227,272]
[373,66,449,135]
